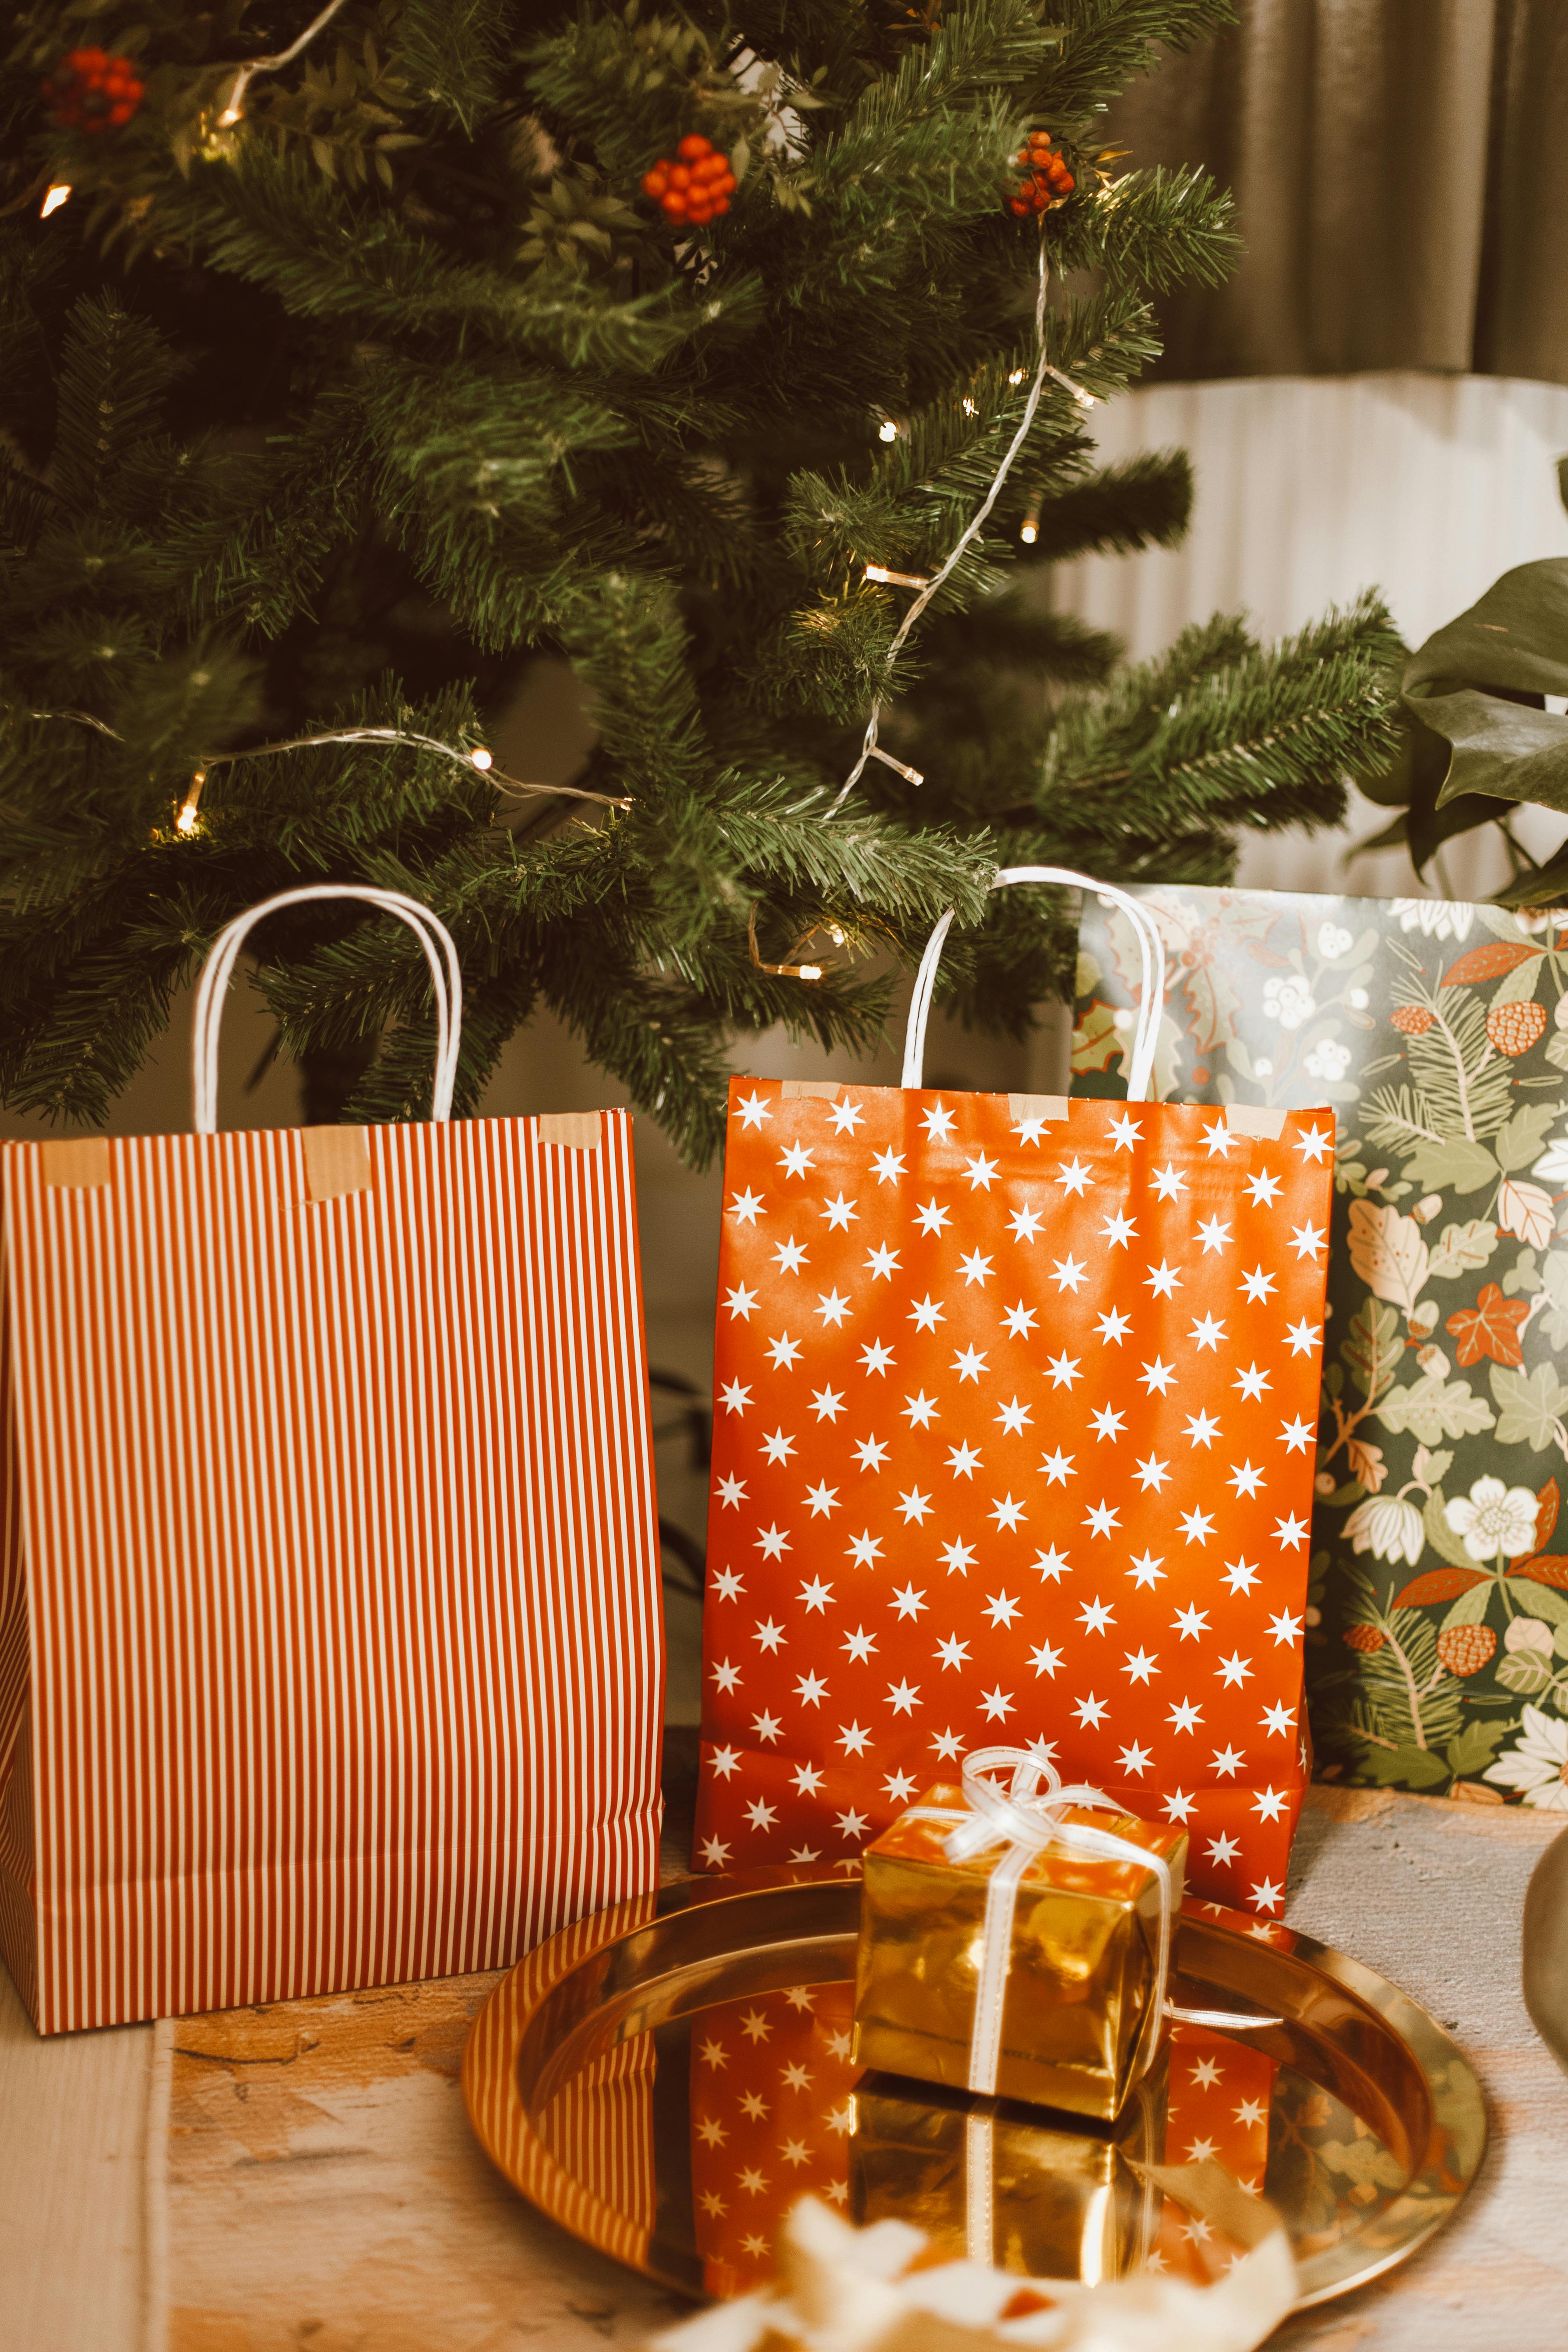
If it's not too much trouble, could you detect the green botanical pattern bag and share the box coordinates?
[1073,883,1568,1811]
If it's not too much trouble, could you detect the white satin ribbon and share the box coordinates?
[906,1745,1278,2099]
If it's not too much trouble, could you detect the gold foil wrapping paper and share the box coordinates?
[850,2061,1168,2283]
[853,1788,1187,2120]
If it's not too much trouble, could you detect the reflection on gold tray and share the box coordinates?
[460,1865,1485,2311]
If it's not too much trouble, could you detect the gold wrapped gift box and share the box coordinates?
[853,1788,1187,2121]
[850,2063,1168,2283]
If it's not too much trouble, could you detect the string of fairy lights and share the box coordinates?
[29,9,1093,986]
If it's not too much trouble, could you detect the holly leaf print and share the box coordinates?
[1342,1297,1403,1404]
[1392,1566,1488,1608]
[1498,1179,1556,1250]
[1445,1282,1530,1367]
[1425,1220,1500,1282]
[1071,999,1124,1076]
[1490,1361,1568,1451]
[1347,1200,1430,1311]
[1376,1379,1497,1443]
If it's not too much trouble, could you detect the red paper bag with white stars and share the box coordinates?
[693,871,1334,1912]
[1153,2023,1278,2281]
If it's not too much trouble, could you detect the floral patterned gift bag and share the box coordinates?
[1074,884,1568,1811]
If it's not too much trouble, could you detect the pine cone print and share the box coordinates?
[1486,999,1547,1057]
[1390,1004,1433,1035]
[1343,1623,1386,1653]
[1435,1622,1496,1677]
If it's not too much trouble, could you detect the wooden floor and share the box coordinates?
[4,1772,1566,2352]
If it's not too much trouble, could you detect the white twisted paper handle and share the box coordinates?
[907,1746,1279,2096]
[190,884,462,1134]
[901,865,1167,1102]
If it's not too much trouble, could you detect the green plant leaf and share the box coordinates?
[1494,1102,1564,1173]
[1491,1361,1568,1451]
[1341,1297,1404,1404]
[1352,1738,1450,1788]
[1498,1648,1554,1698]
[1376,1379,1498,1444]
[1424,1487,1483,1567]
[1445,1719,1511,1776]
[1511,1580,1568,1629]
[1440,1581,1494,1631]
[1401,555,1568,807]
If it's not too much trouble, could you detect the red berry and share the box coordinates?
[661,190,687,217]
[678,133,712,161]
[712,196,730,215]
[642,167,668,197]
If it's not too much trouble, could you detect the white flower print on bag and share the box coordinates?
[1444,1475,1542,1563]
[1484,1704,1568,1809]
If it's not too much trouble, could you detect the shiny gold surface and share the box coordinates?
[461,1865,1486,2313]
[855,1796,1186,2119]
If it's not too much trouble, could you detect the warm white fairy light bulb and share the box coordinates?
[469,746,493,769]
[176,773,206,834]
[878,420,897,443]
[41,185,71,218]
[1020,521,1037,543]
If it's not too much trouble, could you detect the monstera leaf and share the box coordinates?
[1357,464,1568,891]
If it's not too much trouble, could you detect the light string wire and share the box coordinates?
[21,710,631,827]
[215,0,353,127]
[825,229,1093,819]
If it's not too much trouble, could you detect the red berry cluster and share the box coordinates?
[641,134,736,227]
[42,47,145,134]
[1009,130,1074,217]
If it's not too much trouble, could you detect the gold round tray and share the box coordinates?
[461,1864,1484,2311]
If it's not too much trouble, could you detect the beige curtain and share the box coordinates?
[1105,0,1568,385]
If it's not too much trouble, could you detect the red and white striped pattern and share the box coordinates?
[0,1111,664,2033]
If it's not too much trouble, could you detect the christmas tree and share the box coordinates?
[0,1,1399,1157]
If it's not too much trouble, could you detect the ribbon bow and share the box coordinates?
[908,1745,1276,2099]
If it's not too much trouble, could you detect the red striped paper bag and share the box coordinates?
[0,886,664,2033]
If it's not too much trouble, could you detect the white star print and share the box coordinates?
[1206,1832,1240,1865]
[1260,1701,1295,1736]
[816,1289,851,1327]
[1278,1414,1315,1453]
[756,1525,790,1557]
[1011,1113,1050,1146]
[1173,1604,1209,1640]
[1234,1362,1271,1400]
[951,1345,988,1382]
[1212,1747,1244,1779]
[726,1283,759,1320]
[865,1242,900,1279]
[1078,1596,1115,1633]
[960,1249,994,1285]
[936,1635,970,1670]
[1090,1404,1126,1441]
[1030,1640,1063,1676]
[1217,1651,1253,1686]
[766,1333,802,1370]
[1190,2056,1223,2089]
[914,1200,951,1236]
[791,1762,824,1794]
[1047,1351,1081,1388]
[821,1191,858,1230]
[717,1475,747,1508]
[1245,1169,1282,1206]
[855,1434,891,1468]
[772,1236,807,1273]
[891,1582,926,1618]
[846,1533,883,1570]
[1097,1306,1132,1343]
[1163,1790,1194,1822]
[842,1623,877,1658]
[761,1430,795,1465]
[1122,1649,1158,1684]
[696,2116,728,2146]
[1239,1266,1276,1303]
[1274,1512,1308,1547]
[1290,1220,1326,1260]
[1118,1741,1152,1776]
[1197,1214,1232,1253]
[980,1686,1013,1720]
[712,1658,741,1692]
[1073,1694,1108,1728]
[1053,1254,1088,1293]
[709,1745,740,1778]
[983,1591,1020,1627]
[1057,1157,1092,1197]
[1251,1877,1283,1912]
[1085,1502,1121,1538]
[700,1836,731,1866]
[886,1682,919,1718]
[1133,1454,1170,1493]
[990,1495,1026,1532]
[746,1797,777,1829]
[754,1620,785,1652]
[1002,1301,1037,1337]
[1151,1163,1187,1200]
[901,1394,937,1429]
[1145,1258,1182,1297]
[1268,1608,1304,1645]
[1108,1112,1141,1150]
[730,1188,765,1225]
[1189,1312,1225,1351]
[883,1768,919,1800]
[1179,1507,1215,1543]
[1295,1121,1332,1162]
[712,1569,744,1601]
[859,1339,895,1376]
[921,1104,955,1141]
[1127,1550,1165,1588]
[932,1729,963,1759]
[909,1293,944,1331]
[837,1724,870,1756]
[1167,1698,1202,1733]
[1223,1558,1259,1596]
[1039,1447,1073,1484]
[870,1149,904,1185]
[1009,1203,1043,1243]
[736,1090,771,1130]
[779,1142,815,1179]
[799,1578,833,1613]
[796,1672,828,1706]
[1100,1209,1137,1248]
[941,1539,976,1576]
[965,1152,999,1190]
[1285,1316,1318,1356]
[1184,1408,1221,1447]
[1139,1358,1176,1395]
[836,1809,868,1838]
[996,1396,1032,1434]
[1033,1546,1071,1582]
[897,1487,932,1525]
[1253,1787,1287,1821]
[1202,1119,1235,1159]
[1227,1461,1265,1498]
[947,1441,982,1479]
[828,1096,864,1133]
